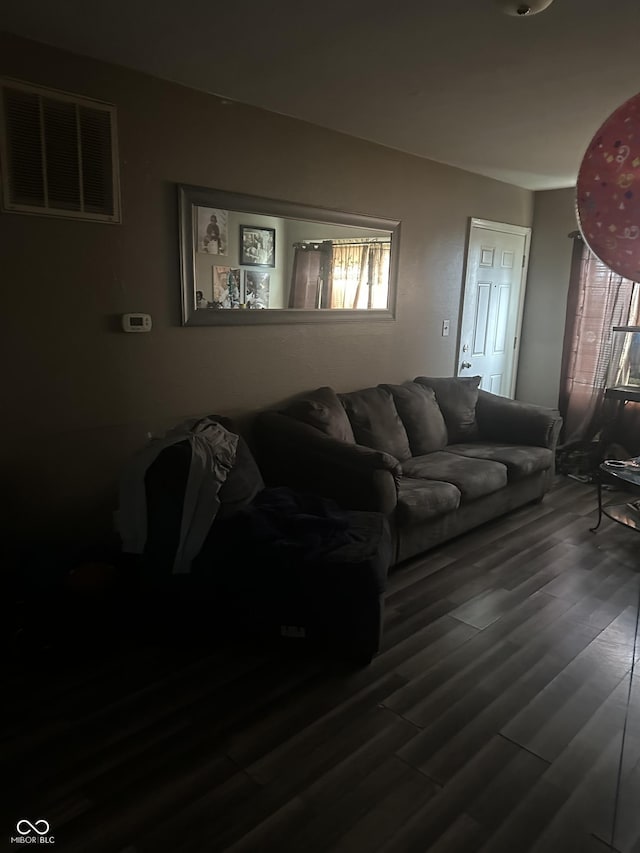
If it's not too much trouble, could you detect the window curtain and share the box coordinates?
[329,240,390,309]
[559,237,640,448]
[288,243,332,308]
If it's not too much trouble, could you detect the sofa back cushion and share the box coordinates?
[283,386,355,444]
[414,376,481,443]
[381,382,448,455]
[339,386,412,461]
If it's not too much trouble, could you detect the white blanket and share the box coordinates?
[117,417,238,574]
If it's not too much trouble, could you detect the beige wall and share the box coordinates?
[0,33,533,544]
[516,188,577,408]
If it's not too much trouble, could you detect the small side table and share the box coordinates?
[591,458,640,533]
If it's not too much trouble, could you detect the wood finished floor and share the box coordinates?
[3,477,640,853]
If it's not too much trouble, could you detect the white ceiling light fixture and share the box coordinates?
[493,0,555,16]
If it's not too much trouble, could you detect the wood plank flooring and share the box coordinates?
[3,476,640,852]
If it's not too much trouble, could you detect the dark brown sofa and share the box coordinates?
[254,376,563,566]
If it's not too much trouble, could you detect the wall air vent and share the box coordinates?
[0,79,121,223]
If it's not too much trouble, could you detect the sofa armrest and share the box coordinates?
[476,390,563,449]
[253,411,399,515]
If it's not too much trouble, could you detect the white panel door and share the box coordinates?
[458,220,530,398]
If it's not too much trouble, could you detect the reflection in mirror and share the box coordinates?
[179,185,400,325]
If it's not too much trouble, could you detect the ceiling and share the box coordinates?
[3,0,640,190]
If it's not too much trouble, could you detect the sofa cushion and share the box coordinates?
[401,451,507,501]
[339,386,412,461]
[283,386,355,444]
[396,476,461,525]
[414,376,481,443]
[446,443,553,481]
[381,382,448,455]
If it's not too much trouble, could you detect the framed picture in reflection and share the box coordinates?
[244,270,270,309]
[239,225,275,267]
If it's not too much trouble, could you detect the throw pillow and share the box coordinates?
[414,376,481,443]
[339,386,412,461]
[283,386,355,444]
[382,382,448,454]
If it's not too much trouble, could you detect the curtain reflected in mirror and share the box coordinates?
[289,239,390,310]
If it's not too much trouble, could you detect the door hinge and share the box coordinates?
[522,254,526,268]
[513,336,518,350]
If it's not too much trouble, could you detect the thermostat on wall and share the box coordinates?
[122,313,152,332]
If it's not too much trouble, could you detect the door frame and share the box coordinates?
[458,217,532,398]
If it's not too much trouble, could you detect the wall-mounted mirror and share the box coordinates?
[178,185,400,325]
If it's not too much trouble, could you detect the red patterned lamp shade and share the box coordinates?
[576,92,640,282]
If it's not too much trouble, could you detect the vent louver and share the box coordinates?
[0,79,120,223]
